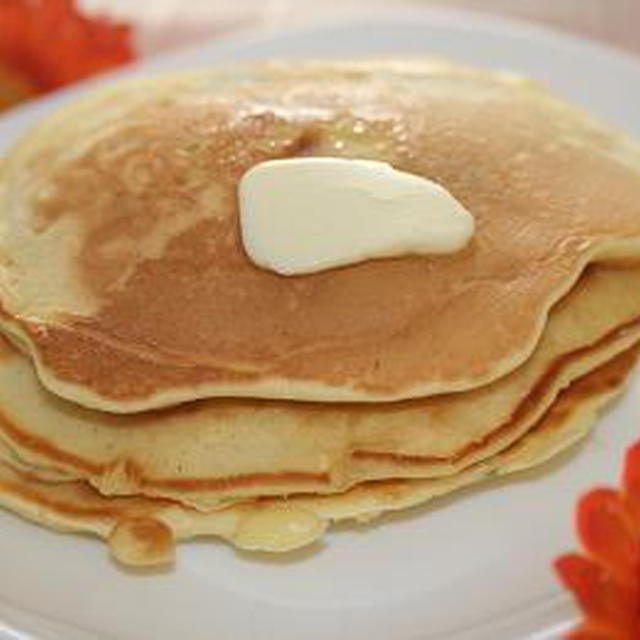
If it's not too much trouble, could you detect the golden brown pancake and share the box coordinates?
[0,265,636,510]
[0,344,633,566]
[2,60,640,412]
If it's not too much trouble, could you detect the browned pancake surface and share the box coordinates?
[2,61,640,410]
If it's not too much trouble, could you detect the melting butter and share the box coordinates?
[232,506,326,552]
[239,158,474,275]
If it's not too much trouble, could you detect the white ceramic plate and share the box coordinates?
[1,8,640,640]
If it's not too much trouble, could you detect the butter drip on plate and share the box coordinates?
[238,158,474,275]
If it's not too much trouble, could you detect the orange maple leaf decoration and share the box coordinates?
[0,0,134,98]
[555,440,640,639]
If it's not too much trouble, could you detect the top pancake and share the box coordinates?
[1,59,640,412]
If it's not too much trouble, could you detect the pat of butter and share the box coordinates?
[239,158,474,275]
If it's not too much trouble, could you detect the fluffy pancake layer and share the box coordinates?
[0,265,637,509]
[0,344,634,566]
[2,60,640,411]
[1,59,640,566]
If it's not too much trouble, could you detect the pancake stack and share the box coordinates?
[0,60,640,567]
